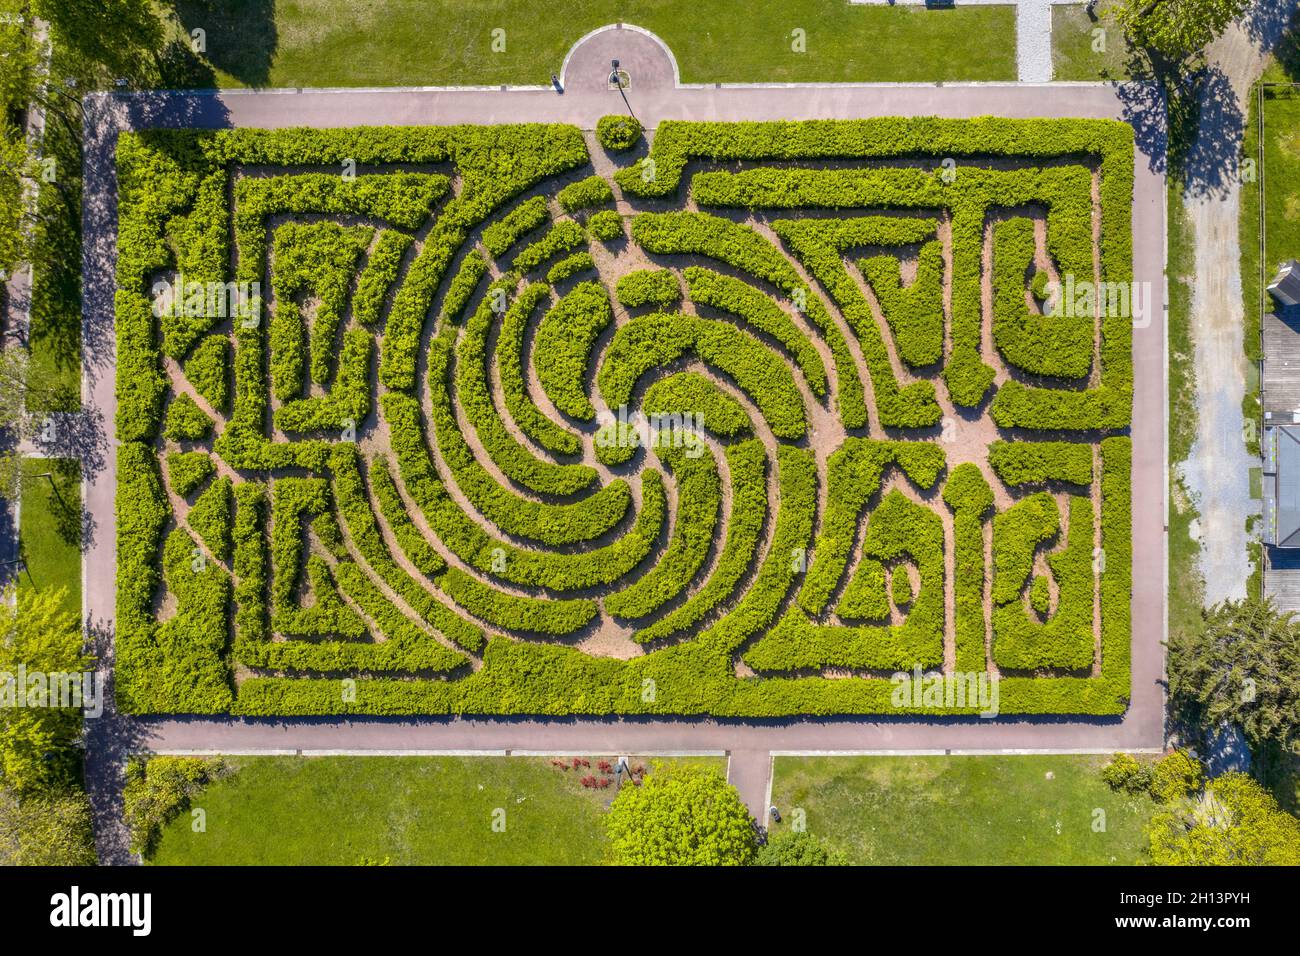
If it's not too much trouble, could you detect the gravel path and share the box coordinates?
[1180,4,1295,606]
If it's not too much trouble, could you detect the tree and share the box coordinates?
[1112,0,1250,69]
[1168,598,1300,754]
[756,830,847,866]
[0,786,96,865]
[0,585,91,796]
[605,765,757,866]
[1147,772,1300,865]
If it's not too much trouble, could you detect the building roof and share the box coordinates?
[1264,425,1300,546]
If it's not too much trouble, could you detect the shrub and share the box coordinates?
[891,567,914,607]
[616,269,680,308]
[353,230,413,327]
[182,335,229,412]
[1101,753,1153,794]
[511,220,585,274]
[596,114,642,152]
[586,209,624,241]
[163,392,212,442]
[187,476,232,561]
[605,765,756,865]
[557,174,613,212]
[757,830,847,866]
[166,451,214,497]
[547,251,594,284]
[1147,773,1300,866]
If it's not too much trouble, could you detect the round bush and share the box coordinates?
[1101,752,1152,794]
[597,114,643,152]
[605,765,756,865]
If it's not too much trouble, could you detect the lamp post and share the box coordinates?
[609,58,636,119]
[33,471,68,509]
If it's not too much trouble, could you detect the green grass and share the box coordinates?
[769,754,1158,865]
[23,22,90,415]
[1051,3,1134,81]
[1242,11,1300,366]
[1167,173,1205,641]
[160,0,1016,87]
[17,458,80,617]
[148,755,723,865]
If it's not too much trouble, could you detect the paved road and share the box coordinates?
[79,27,1169,861]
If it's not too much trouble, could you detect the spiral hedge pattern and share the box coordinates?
[113,117,1135,716]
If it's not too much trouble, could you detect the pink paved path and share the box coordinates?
[79,26,1168,860]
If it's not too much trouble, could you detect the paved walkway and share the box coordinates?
[79,27,1168,861]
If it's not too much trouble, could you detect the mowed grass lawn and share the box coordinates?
[769,755,1158,865]
[17,458,81,617]
[1259,91,1300,286]
[163,0,1016,87]
[1051,3,1134,81]
[149,755,723,865]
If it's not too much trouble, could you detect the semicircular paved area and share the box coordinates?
[560,23,678,93]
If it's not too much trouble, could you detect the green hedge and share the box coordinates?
[182,336,230,412]
[166,451,214,498]
[616,268,681,308]
[604,443,720,620]
[598,310,806,441]
[547,251,595,284]
[988,440,1094,486]
[511,220,586,275]
[684,266,827,398]
[495,282,582,455]
[632,210,865,429]
[943,463,993,673]
[383,392,666,593]
[587,209,624,241]
[457,279,597,496]
[353,230,413,327]
[535,280,613,421]
[187,476,232,562]
[557,174,613,212]
[164,392,212,442]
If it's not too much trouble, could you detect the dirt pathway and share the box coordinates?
[1180,4,1294,605]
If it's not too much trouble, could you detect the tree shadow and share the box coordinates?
[1177,65,1245,200]
[1243,0,1300,81]
[82,617,149,865]
[171,0,278,88]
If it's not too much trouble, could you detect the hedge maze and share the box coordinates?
[114,117,1135,717]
